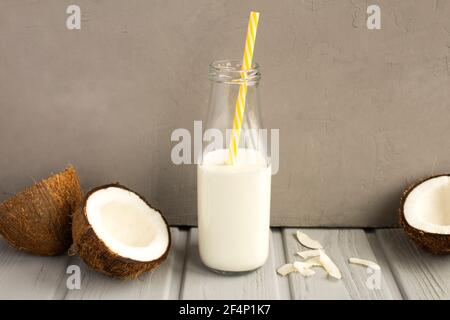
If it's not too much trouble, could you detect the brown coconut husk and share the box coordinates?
[400,174,450,255]
[0,165,83,255]
[72,184,171,280]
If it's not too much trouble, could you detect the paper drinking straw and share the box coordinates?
[227,11,260,165]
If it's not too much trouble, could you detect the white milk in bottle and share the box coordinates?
[198,59,270,273]
[198,148,271,272]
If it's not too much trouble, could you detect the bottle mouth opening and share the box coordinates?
[209,59,261,84]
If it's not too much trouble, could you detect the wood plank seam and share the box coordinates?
[365,230,405,300]
[279,227,294,300]
[376,229,420,299]
[178,228,192,300]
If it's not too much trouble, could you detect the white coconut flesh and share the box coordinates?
[404,176,450,235]
[86,187,169,262]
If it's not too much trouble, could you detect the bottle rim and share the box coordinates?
[209,59,261,85]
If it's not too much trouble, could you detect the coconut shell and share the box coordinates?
[400,174,450,255]
[0,165,83,255]
[72,184,171,279]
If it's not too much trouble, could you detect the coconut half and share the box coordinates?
[400,175,450,254]
[72,184,171,279]
[0,166,83,255]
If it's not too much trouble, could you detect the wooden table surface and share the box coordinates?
[0,228,449,300]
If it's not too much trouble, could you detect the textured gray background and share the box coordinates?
[1,0,450,227]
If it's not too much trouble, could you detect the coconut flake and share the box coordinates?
[296,231,323,249]
[277,263,297,276]
[305,256,323,268]
[319,251,342,279]
[293,261,316,277]
[296,249,322,259]
[349,257,380,271]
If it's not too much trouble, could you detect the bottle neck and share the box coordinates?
[209,59,261,86]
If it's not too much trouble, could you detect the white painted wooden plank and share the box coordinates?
[282,228,400,300]
[64,227,187,300]
[180,228,290,300]
[375,229,450,300]
[0,236,70,299]
[365,231,403,299]
[270,229,291,299]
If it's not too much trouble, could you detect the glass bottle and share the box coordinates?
[197,59,271,274]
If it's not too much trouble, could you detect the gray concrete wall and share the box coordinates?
[1,0,450,226]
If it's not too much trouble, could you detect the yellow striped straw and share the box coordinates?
[227,11,260,165]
